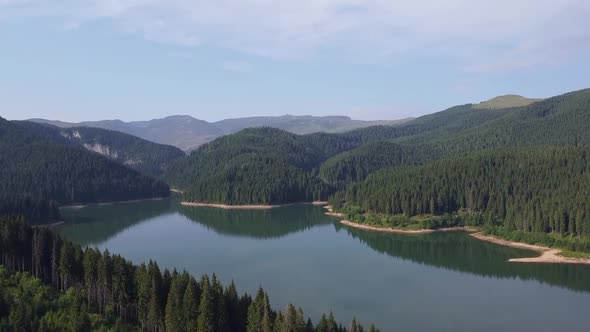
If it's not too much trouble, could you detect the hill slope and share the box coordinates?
[0,117,170,223]
[331,146,590,250]
[17,122,185,178]
[167,88,590,208]
[320,89,590,184]
[165,128,331,204]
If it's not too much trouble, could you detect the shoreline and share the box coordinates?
[323,205,346,218]
[61,196,168,209]
[339,219,590,265]
[470,232,590,265]
[340,219,478,234]
[181,201,329,210]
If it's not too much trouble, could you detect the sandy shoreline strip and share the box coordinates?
[340,220,478,234]
[323,205,346,218]
[181,201,329,210]
[470,232,590,265]
[339,219,590,265]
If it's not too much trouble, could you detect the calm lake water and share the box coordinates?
[57,197,590,332]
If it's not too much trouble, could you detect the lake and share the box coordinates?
[56,197,590,332]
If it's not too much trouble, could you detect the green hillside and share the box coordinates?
[330,146,590,251]
[165,128,331,204]
[320,89,590,184]
[167,89,590,206]
[0,118,170,223]
[17,122,185,178]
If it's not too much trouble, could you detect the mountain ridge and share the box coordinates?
[16,121,185,178]
[29,115,412,151]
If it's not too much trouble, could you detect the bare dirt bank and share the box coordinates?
[323,205,346,218]
[339,220,590,265]
[340,220,478,234]
[470,232,590,265]
[181,201,328,210]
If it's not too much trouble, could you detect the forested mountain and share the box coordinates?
[320,89,590,184]
[330,146,590,251]
[166,88,590,249]
[165,128,333,204]
[16,121,185,178]
[319,142,443,185]
[335,146,589,230]
[0,217,377,331]
[164,99,526,204]
[0,117,170,223]
[30,115,410,151]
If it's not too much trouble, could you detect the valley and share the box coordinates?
[3,89,590,331]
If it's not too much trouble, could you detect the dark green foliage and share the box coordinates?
[334,146,590,251]
[168,89,590,208]
[165,128,335,204]
[16,121,186,178]
[0,217,375,331]
[320,142,443,185]
[0,268,92,331]
[0,117,170,223]
[322,89,590,184]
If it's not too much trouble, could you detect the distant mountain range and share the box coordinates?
[29,115,412,151]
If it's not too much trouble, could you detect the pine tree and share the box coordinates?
[165,274,182,332]
[247,287,265,332]
[197,275,215,332]
[183,276,200,331]
[146,261,163,331]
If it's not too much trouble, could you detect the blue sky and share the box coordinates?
[1,0,589,122]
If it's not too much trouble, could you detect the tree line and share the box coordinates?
[330,146,590,251]
[167,89,590,206]
[0,216,378,331]
[0,117,170,223]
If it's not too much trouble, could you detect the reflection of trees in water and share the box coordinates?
[59,199,590,293]
[344,227,590,292]
[59,200,334,245]
[57,198,175,245]
[178,204,333,239]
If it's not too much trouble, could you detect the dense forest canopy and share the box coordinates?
[332,146,590,237]
[165,128,335,204]
[166,89,590,204]
[0,216,377,331]
[0,117,170,223]
[16,121,185,178]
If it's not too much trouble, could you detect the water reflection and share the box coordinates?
[58,198,590,293]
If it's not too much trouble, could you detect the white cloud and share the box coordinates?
[2,0,590,71]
